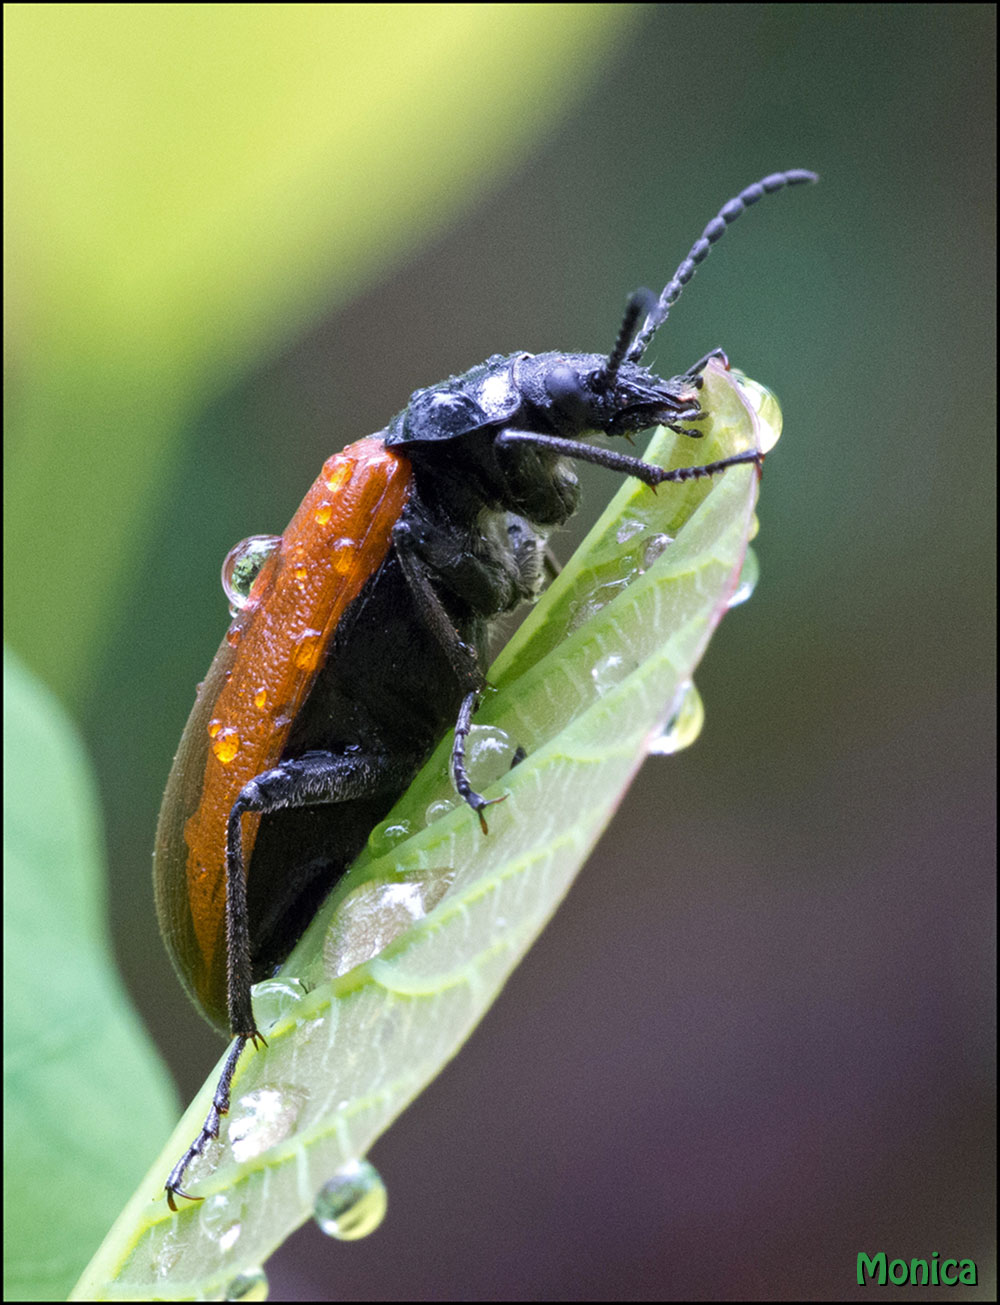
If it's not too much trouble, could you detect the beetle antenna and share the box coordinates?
[625,169,818,364]
[596,288,657,389]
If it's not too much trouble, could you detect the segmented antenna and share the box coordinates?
[596,287,657,390]
[625,169,818,364]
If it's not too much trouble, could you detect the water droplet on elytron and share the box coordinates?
[330,537,358,574]
[224,1267,269,1301]
[228,1085,307,1163]
[221,535,281,612]
[293,629,324,670]
[200,1192,243,1252]
[324,867,456,978]
[732,371,783,453]
[211,726,241,764]
[314,1159,388,1240]
[251,977,308,1030]
[323,456,354,494]
[727,547,760,608]
[648,681,704,756]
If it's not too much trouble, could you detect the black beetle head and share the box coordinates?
[517,351,701,443]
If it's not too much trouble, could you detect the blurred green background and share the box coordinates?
[5,3,994,1300]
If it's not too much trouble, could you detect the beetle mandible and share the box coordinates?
[155,168,817,1207]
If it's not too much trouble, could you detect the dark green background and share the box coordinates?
[8,4,995,1299]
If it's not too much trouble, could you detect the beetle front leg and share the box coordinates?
[497,430,763,489]
[682,348,730,383]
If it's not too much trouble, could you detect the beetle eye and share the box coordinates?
[544,364,591,423]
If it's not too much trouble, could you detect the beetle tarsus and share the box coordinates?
[450,691,509,832]
[164,1032,251,1210]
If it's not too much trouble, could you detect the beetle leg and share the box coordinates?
[542,542,562,582]
[393,523,485,693]
[166,1035,248,1210]
[497,430,763,487]
[226,749,413,1028]
[665,424,707,439]
[167,748,413,1210]
[450,690,508,833]
[682,348,730,382]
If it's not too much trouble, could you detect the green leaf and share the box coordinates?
[71,361,779,1299]
[3,649,178,1303]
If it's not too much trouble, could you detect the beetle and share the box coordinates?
[154,168,817,1207]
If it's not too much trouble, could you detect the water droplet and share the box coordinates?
[226,625,242,648]
[648,681,704,755]
[727,547,760,608]
[151,1233,181,1277]
[424,796,457,825]
[253,686,268,711]
[324,867,456,977]
[314,502,333,526]
[314,1159,388,1241]
[367,820,414,857]
[590,650,631,695]
[323,457,355,494]
[228,1085,307,1163]
[330,537,358,574]
[221,535,281,611]
[293,630,324,671]
[641,532,672,569]
[224,1268,269,1301]
[211,727,240,764]
[200,1192,242,1252]
[732,372,783,453]
[568,579,630,632]
[616,517,645,545]
[462,725,518,792]
[251,976,308,1030]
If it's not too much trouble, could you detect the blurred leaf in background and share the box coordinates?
[4,2,637,703]
[3,649,178,1302]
